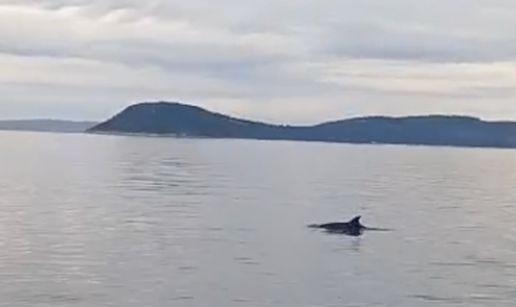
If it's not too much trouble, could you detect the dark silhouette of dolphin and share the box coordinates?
[308,215,390,236]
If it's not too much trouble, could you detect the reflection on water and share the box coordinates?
[0,132,516,306]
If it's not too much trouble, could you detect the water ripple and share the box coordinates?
[1,133,516,306]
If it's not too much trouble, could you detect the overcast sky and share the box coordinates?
[1,1,515,124]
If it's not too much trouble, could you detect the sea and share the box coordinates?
[0,130,516,306]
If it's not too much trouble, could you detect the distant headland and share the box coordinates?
[87,101,516,149]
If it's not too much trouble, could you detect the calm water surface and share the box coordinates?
[1,131,516,306]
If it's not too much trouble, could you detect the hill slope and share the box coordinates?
[88,101,516,148]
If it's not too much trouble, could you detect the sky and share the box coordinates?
[0,0,515,124]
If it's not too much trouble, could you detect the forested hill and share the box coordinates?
[88,102,516,148]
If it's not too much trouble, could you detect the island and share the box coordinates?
[87,101,516,149]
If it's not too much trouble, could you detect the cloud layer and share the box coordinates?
[0,1,515,123]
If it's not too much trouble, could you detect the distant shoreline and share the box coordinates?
[0,119,97,134]
[3,101,516,150]
[87,129,516,151]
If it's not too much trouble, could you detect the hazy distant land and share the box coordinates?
[87,101,516,149]
[0,119,98,133]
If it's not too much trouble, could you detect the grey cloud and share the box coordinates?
[320,24,516,63]
[0,35,295,91]
[0,0,515,122]
[2,0,516,64]
[86,38,290,82]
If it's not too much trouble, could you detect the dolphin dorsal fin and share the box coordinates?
[349,215,361,225]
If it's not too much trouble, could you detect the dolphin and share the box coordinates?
[308,215,390,236]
